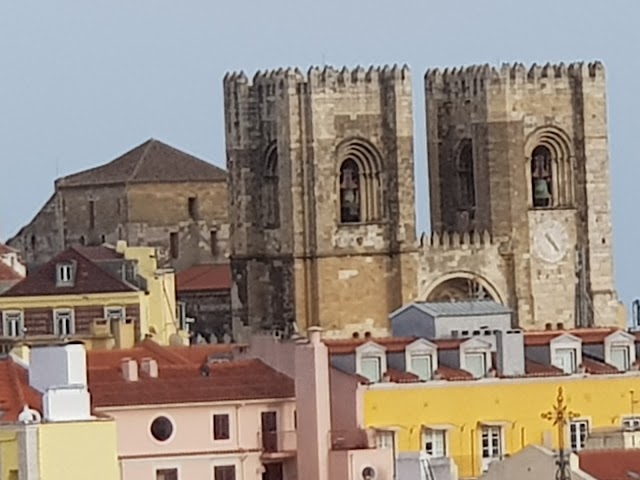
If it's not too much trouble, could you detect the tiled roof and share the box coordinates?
[324,337,416,355]
[410,301,512,317]
[176,264,232,292]
[384,368,421,383]
[73,246,123,261]
[89,359,295,407]
[582,357,619,375]
[579,449,640,480]
[56,139,227,187]
[524,328,620,346]
[524,359,564,377]
[434,365,474,381]
[0,263,22,282]
[0,243,16,255]
[0,358,42,422]
[1,247,137,297]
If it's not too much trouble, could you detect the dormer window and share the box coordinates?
[605,331,636,372]
[356,341,387,383]
[550,333,582,374]
[460,337,492,379]
[405,339,438,381]
[56,263,75,286]
[554,348,577,374]
[610,346,631,371]
[465,352,487,378]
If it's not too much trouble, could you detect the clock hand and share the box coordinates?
[545,233,560,252]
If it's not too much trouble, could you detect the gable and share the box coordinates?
[461,337,491,351]
[550,333,582,347]
[1,248,138,297]
[605,330,635,345]
[356,341,386,356]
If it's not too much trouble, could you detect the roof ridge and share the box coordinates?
[128,138,155,183]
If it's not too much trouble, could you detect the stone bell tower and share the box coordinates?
[425,61,621,329]
[224,65,418,339]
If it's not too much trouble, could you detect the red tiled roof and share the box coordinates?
[0,243,16,255]
[73,246,123,261]
[1,247,137,297]
[0,358,42,422]
[0,263,22,282]
[384,368,420,383]
[176,264,232,292]
[524,328,620,346]
[324,337,416,355]
[579,449,640,479]
[524,358,564,377]
[434,365,474,381]
[56,139,227,188]
[89,359,294,408]
[582,357,620,375]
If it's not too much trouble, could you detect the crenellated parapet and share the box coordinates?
[426,61,606,96]
[420,230,494,251]
[306,64,411,92]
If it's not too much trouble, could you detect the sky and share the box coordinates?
[1,1,638,311]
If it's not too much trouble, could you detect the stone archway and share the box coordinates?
[424,272,503,304]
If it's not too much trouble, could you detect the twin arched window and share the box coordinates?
[338,140,383,224]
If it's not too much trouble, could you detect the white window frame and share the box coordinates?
[464,352,487,378]
[56,263,74,284]
[604,331,636,370]
[622,416,640,431]
[2,311,23,338]
[360,356,383,383]
[423,428,447,458]
[53,308,75,336]
[553,348,577,374]
[550,334,582,374]
[405,338,438,381]
[480,426,504,472]
[610,345,631,371]
[210,408,235,444]
[569,419,590,451]
[104,306,125,321]
[355,342,387,383]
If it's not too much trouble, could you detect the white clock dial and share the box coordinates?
[533,219,569,264]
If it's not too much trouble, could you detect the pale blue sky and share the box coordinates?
[1,1,638,311]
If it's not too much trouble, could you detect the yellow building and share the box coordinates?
[326,326,640,479]
[0,241,182,350]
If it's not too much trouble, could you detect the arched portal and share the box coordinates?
[424,272,503,304]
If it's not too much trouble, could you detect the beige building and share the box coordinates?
[8,139,229,272]
[224,61,623,339]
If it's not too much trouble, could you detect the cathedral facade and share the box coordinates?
[224,61,623,339]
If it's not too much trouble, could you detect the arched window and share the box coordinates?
[340,159,361,223]
[531,145,553,208]
[457,140,476,208]
[264,144,279,228]
[337,139,383,224]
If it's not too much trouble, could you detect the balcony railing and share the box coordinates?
[258,430,297,457]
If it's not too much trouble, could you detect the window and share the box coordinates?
[410,354,433,381]
[465,352,487,378]
[611,346,631,371]
[105,307,125,321]
[53,309,75,336]
[210,230,218,256]
[376,430,396,450]
[156,469,178,480]
[457,139,476,209]
[214,465,236,480]
[360,356,382,383]
[150,416,174,442]
[554,348,577,374]
[569,420,589,451]
[188,197,198,219]
[481,426,503,469]
[337,139,383,224]
[169,232,179,259]
[2,311,23,338]
[56,263,74,285]
[423,429,447,458]
[264,144,280,228]
[623,416,640,431]
[88,200,96,229]
[531,145,553,208]
[213,414,230,440]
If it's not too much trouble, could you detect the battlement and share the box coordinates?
[426,61,606,95]
[420,230,495,250]
[224,64,411,92]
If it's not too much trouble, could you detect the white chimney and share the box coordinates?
[43,386,92,422]
[29,342,87,393]
[496,329,525,377]
[121,358,138,382]
[140,358,158,378]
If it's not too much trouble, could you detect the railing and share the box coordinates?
[258,430,297,454]
[330,429,373,450]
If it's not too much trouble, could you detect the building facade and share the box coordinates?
[8,139,230,272]
[224,61,623,337]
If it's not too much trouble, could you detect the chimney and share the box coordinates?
[140,358,158,378]
[496,329,525,377]
[120,358,138,382]
[29,342,87,393]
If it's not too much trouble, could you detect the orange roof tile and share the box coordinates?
[0,243,16,255]
[524,359,564,377]
[579,449,640,479]
[0,263,22,282]
[384,368,421,383]
[176,264,232,292]
[0,359,42,422]
[89,359,294,407]
[524,327,620,346]
[582,357,620,375]
[434,365,474,381]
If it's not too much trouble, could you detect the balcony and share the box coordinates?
[258,430,297,461]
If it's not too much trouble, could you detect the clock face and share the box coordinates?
[533,219,569,264]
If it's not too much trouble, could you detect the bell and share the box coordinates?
[534,179,551,202]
